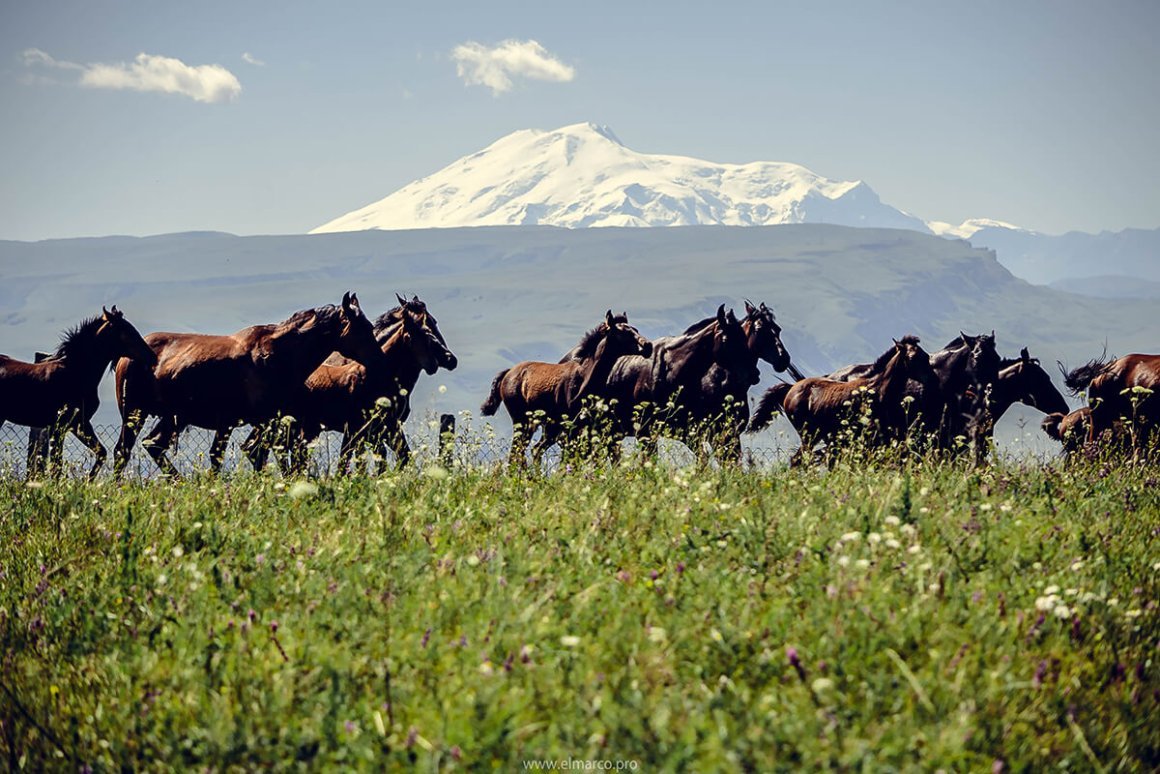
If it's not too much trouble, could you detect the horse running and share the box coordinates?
[113,293,386,477]
[0,307,156,478]
[599,305,760,463]
[1064,353,1160,454]
[482,311,652,467]
[751,336,932,466]
[266,295,457,474]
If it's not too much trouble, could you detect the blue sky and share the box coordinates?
[2,0,1157,241]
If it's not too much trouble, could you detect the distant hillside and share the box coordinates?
[1,226,1154,444]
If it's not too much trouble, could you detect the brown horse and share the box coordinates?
[482,311,653,467]
[776,336,931,465]
[113,293,385,477]
[1064,353,1160,453]
[263,295,458,474]
[0,307,156,478]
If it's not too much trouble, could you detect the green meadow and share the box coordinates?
[2,459,1157,770]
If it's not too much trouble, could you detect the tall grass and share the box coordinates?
[1,458,1157,770]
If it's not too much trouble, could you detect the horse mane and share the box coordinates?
[52,315,105,360]
[942,334,967,350]
[282,304,343,330]
[1063,355,1114,396]
[571,323,610,360]
[681,315,717,336]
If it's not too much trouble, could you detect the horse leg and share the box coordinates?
[509,422,532,470]
[25,425,50,478]
[381,421,411,469]
[114,409,145,479]
[209,427,236,474]
[142,416,181,478]
[70,419,108,480]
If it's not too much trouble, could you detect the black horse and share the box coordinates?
[595,305,761,463]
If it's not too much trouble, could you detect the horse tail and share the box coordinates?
[1060,353,1112,396]
[747,381,792,433]
[480,369,509,416]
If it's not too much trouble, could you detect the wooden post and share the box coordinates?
[439,414,455,467]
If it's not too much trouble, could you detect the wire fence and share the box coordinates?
[0,419,799,479]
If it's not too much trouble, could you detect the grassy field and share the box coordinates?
[1,459,1158,771]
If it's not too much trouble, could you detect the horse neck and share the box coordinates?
[573,337,628,404]
[988,366,1022,417]
[55,329,117,391]
[661,325,719,387]
[369,328,423,393]
[871,352,911,403]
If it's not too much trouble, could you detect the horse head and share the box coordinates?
[1007,347,1069,414]
[98,305,157,367]
[601,309,653,360]
[893,335,932,381]
[714,305,761,386]
[743,300,792,374]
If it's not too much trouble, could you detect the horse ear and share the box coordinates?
[111,304,120,316]
[102,306,110,321]
[605,309,614,325]
[396,293,406,307]
[745,300,757,316]
[620,311,627,321]
[716,304,727,325]
[726,309,738,325]
[1021,347,1030,362]
[959,330,968,342]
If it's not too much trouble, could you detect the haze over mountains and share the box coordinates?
[313,123,1159,296]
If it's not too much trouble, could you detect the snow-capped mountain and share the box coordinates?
[311,122,932,234]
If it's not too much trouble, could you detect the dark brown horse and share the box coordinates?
[967,348,1069,460]
[762,336,932,466]
[482,311,653,467]
[0,307,156,478]
[828,331,999,451]
[1042,408,1092,457]
[263,295,458,474]
[1064,353,1160,453]
[113,293,385,477]
[599,305,761,463]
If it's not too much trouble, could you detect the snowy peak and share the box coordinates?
[310,123,932,234]
[928,218,1032,240]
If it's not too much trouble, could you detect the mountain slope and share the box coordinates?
[311,123,931,234]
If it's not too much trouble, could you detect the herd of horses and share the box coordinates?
[0,294,1156,478]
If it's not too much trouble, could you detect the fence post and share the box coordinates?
[439,414,455,467]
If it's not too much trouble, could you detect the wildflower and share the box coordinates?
[837,556,850,568]
[855,559,870,569]
[647,626,667,643]
[886,538,902,550]
[560,635,581,648]
[438,385,448,394]
[1053,604,1071,619]
[908,545,922,555]
[710,628,724,643]
[1035,595,1058,611]
[884,516,900,527]
[172,545,185,558]
[466,555,480,567]
[288,481,318,499]
[1043,585,1060,596]
[811,677,834,693]
[373,711,386,736]
[424,465,449,480]
[840,531,861,543]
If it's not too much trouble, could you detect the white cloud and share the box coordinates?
[451,39,574,95]
[241,52,265,67]
[22,48,241,104]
